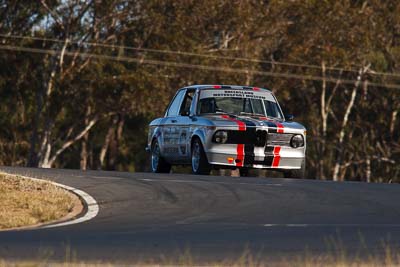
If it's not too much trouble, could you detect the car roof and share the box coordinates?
[183,84,272,92]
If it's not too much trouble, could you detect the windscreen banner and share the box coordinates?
[199,89,276,102]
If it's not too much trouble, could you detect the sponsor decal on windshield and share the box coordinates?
[200,89,276,102]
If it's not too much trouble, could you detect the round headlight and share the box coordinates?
[290,134,304,148]
[214,131,228,143]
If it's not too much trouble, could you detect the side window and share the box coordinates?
[251,99,265,114]
[179,90,195,116]
[264,100,283,119]
[244,99,252,113]
[166,90,185,117]
[244,99,264,114]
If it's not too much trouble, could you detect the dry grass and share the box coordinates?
[0,173,76,229]
[1,246,400,267]
[1,257,400,267]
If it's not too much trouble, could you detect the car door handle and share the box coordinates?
[171,119,177,123]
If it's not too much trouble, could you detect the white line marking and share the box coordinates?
[263,224,400,227]
[42,182,99,228]
[0,172,99,229]
[138,178,282,187]
[89,175,124,180]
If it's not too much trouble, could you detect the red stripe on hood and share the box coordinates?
[258,117,284,133]
[276,122,284,133]
[221,115,246,131]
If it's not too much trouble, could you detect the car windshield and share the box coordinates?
[197,89,284,120]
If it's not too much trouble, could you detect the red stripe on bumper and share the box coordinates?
[236,144,244,167]
[221,115,246,167]
[272,146,281,167]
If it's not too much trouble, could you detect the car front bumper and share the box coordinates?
[206,144,305,169]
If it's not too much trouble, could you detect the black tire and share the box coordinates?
[191,138,211,175]
[151,140,171,173]
[239,168,250,177]
[283,159,306,178]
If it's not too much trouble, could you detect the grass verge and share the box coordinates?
[0,173,79,230]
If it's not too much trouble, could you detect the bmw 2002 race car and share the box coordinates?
[146,85,306,178]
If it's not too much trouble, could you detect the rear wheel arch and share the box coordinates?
[150,138,171,173]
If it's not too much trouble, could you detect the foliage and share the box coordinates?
[0,0,399,181]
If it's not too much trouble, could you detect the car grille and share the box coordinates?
[267,133,292,147]
[218,130,292,147]
[224,130,267,146]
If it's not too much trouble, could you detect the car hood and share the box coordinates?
[201,114,306,133]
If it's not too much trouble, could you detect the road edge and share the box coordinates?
[0,171,99,230]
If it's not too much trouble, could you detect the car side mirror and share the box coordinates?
[189,114,196,121]
[285,114,294,121]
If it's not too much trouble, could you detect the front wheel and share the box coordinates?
[151,140,171,173]
[191,138,211,175]
[283,159,306,178]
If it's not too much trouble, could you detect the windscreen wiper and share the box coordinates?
[239,112,266,117]
[216,108,238,118]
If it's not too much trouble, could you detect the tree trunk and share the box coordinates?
[332,67,369,181]
[99,115,119,169]
[29,36,70,168]
[390,108,398,138]
[80,106,92,170]
[107,114,124,170]
[80,136,88,170]
[319,62,341,179]
[46,116,99,167]
[319,62,327,179]
[28,86,43,167]
[366,157,371,183]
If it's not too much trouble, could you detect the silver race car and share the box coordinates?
[146,85,306,177]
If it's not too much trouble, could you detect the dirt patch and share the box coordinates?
[0,173,82,230]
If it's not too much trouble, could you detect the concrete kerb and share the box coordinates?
[0,171,99,230]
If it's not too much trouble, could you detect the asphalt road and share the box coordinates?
[1,167,400,264]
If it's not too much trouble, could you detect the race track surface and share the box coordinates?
[1,167,400,264]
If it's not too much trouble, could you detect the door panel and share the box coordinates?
[162,90,186,161]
